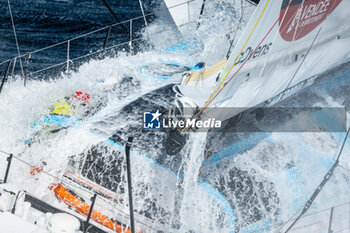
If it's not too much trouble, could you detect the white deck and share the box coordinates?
[0,212,48,233]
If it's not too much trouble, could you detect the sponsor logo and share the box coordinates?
[279,0,342,41]
[143,110,222,130]
[163,118,222,129]
[143,110,162,129]
[236,42,273,65]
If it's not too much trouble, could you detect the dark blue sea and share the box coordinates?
[0,0,160,76]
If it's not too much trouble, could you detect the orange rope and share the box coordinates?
[197,136,225,181]
[53,183,135,233]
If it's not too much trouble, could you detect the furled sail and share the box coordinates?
[179,0,350,122]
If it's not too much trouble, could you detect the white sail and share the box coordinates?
[163,0,204,27]
[179,0,350,121]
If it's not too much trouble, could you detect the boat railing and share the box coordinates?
[244,200,350,233]
[1,148,350,233]
[0,148,162,232]
[0,0,196,90]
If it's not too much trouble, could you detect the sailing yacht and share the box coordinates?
[58,0,350,231]
[175,0,349,135]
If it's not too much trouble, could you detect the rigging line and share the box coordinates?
[101,0,130,38]
[197,135,225,181]
[7,0,24,77]
[0,13,152,66]
[195,33,232,81]
[284,28,321,91]
[194,69,327,184]
[192,60,349,177]
[0,149,12,156]
[200,124,349,232]
[288,0,306,66]
[193,0,229,69]
[190,14,279,125]
[0,148,92,195]
[201,97,348,227]
[189,52,349,182]
[257,0,295,79]
[182,0,279,134]
[283,0,338,91]
[138,0,149,38]
[0,148,154,229]
[218,0,270,91]
[178,140,214,185]
[191,6,324,183]
[62,176,152,229]
[272,205,307,232]
[275,202,350,232]
[188,0,295,125]
[0,60,12,94]
[11,57,17,79]
[225,0,246,59]
[6,153,98,198]
[284,126,350,233]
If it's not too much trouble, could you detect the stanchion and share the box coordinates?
[3,154,13,184]
[0,60,12,94]
[83,193,97,233]
[125,137,135,233]
[24,52,31,87]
